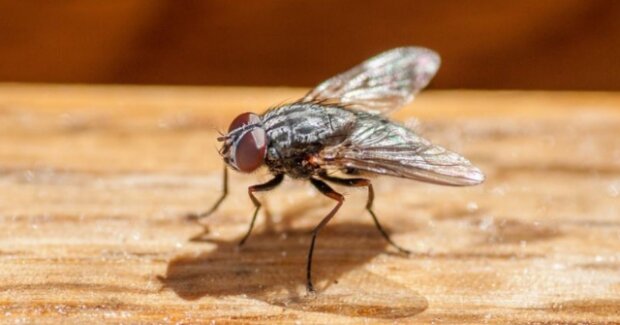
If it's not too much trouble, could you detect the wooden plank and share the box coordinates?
[0,84,619,323]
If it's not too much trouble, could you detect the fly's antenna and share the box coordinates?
[216,128,229,142]
[217,141,231,155]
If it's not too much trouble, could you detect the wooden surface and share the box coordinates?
[0,84,619,324]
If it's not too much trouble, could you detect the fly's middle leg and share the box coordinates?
[319,171,411,255]
[307,178,344,292]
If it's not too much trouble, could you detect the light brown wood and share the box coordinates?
[0,84,619,324]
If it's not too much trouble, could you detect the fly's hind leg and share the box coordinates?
[319,171,411,255]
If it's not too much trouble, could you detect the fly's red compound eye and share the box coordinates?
[228,112,261,132]
[231,127,267,172]
[225,112,266,173]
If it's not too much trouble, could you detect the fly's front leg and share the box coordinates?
[192,166,229,220]
[307,178,344,292]
[240,174,284,246]
[319,171,411,255]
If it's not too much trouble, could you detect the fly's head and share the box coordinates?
[218,112,267,173]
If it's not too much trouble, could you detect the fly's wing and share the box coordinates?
[319,114,485,186]
[302,47,440,115]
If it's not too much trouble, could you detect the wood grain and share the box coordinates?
[0,84,619,323]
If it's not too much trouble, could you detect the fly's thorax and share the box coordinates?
[219,112,267,173]
[258,103,357,178]
[262,103,356,154]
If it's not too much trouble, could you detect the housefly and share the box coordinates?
[196,47,485,292]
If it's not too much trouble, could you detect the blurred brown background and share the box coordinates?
[1,1,619,90]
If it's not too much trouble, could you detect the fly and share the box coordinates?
[195,47,485,292]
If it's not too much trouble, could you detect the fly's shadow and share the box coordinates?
[158,220,428,319]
